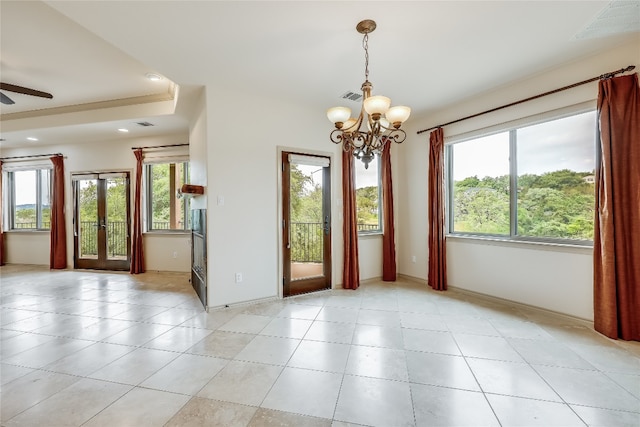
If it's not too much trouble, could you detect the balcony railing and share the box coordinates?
[13,222,51,229]
[16,220,378,262]
[290,222,379,263]
[79,221,128,257]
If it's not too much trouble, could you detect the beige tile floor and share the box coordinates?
[1,264,639,426]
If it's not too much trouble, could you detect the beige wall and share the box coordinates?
[397,39,640,320]
[201,83,395,308]
[2,133,191,272]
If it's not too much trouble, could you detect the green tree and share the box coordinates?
[356,186,379,226]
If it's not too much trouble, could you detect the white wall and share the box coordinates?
[188,88,208,211]
[397,40,640,320]
[204,88,339,307]
[202,85,390,307]
[2,133,191,272]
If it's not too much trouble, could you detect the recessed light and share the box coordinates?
[145,73,163,82]
[117,128,129,133]
[27,137,38,141]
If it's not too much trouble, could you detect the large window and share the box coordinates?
[7,168,51,230]
[145,161,190,231]
[447,110,596,244]
[355,155,382,233]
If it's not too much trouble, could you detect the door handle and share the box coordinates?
[324,215,330,235]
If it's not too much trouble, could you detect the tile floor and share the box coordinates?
[1,264,639,426]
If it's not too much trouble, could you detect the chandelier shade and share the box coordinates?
[327,107,351,126]
[327,19,411,168]
[363,95,391,116]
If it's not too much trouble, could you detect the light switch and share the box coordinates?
[217,195,225,206]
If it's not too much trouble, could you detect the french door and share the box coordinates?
[73,172,131,270]
[282,152,331,296]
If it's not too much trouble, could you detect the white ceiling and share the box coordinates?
[1,1,638,149]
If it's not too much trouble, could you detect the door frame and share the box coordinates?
[277,147,335,298]
[72,170,132,271]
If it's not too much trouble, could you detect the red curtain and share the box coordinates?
[0,161,4,266]
[428,128,447,291]
[381,142,396,281]
[130,149,145,274]
[49,155,67,269]
[594,73,640,341]
[342,149,360,289]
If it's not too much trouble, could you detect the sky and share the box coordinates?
[297,158,379,190]
[14,170,47,206]
[452,110,596,180]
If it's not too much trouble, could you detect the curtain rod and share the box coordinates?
[131,143,189,150]
[417,65,636,135]
[0,153,63,161]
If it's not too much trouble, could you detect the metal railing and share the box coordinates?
[79,221,129,257]
[290,222,379,263]
[357,223,379,232]
[16,220,378,262]
[13,222,51,229]
[152,221,185,230]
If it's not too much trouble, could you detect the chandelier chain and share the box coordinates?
[363,33,369,81]
[328,20,410,169]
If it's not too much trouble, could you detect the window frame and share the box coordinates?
[355,153,383,235]
[144,160,191,233]
[445,107,596,247]
[6,168,52,231]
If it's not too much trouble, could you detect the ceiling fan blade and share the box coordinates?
[0,92,15,105]
[0,82,53,99]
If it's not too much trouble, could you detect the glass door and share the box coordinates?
[73,172,131,270]
[282,152,331,296]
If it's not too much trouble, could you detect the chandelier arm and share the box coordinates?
[330,129,344,144]
[387,128,407,144]
[328,20,409,166]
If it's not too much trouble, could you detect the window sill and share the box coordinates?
[446,234,593,254]
[358,231,383,238]
[144,230,191,236]
[5,229,50,234]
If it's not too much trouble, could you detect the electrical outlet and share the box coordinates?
[412,255,416,263]
[235,273,243,283]
[173,251,178,259]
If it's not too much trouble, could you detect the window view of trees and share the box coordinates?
[450,110,596,242]
[454,170,595,239]
[77,176,129,258]
[290,163,324,263]
[11,169,51,230]
[147,162,190,230]
[355,155,381,232]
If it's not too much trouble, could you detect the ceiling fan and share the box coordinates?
[0,82,53,105]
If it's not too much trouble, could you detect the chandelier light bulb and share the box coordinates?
[386,106,411,127]
[327,107,351,127]
[363,95,391,118]
[327,20,409,165]
[343,118,358,132]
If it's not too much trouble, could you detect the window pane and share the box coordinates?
[355,155,381,232]
[13,170,37,229]
[516,111,596,240]
[78,179,98,258]
[106,177,128,259]
[149,162,189,230]
[451,132,510,234]
[40,169,51,229]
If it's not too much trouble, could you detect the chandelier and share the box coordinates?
[327,19,411,168]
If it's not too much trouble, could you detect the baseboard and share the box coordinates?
[448,285,593,325]
[398,273,427,285]
[207,295,280,311]
[398,272,592,325]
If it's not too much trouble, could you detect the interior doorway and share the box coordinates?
[282,152,331,296]
[72,172,131,271]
